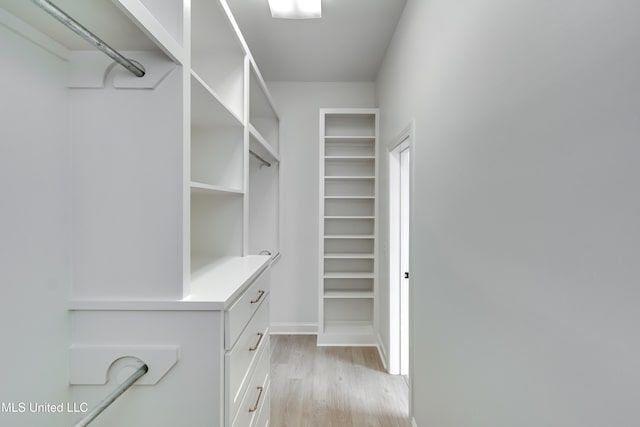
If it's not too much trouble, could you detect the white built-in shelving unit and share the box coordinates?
[1,0,278,425]
[319,108,379,346]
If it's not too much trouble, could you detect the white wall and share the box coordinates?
[267,82,376,333]
[0,21,71,426]
[377,1,640,426]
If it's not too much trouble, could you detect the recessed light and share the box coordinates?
[268,0,322,19]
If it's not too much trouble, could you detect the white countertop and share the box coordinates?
[69,255,272,311]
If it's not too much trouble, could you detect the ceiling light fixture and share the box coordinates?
[268,0,322,19]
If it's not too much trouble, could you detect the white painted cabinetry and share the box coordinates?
[319,108,379,346]
[0,0,278,425]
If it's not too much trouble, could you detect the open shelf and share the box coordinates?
[324,272,374,279]
[132,0,183,42]
[325,158,375,177]
[117,0,185,62]
[249,64,279,152]
[190,182,243,195]
[191,73,244,190]
[322,321,375,338]
[325,218,373,236]
[325,179,374,197]
[324,237,374,254]
[318,323,376,345]
[324,196,374,200]
[324,235,375,239]
[324,253,375,259]
[191,0,245,120]
[325,156,375,161]
[191,72,243,126]
[324,277,373,292]
[325,199,374,217]
[249,124,280,164]
[324,290,374,299]
[325,258,373,274]
[190,72,243,191]
[325,216,375,219]
[324,297,373,317]
[325,176,375,180]
[191,191,243,276]
[319,108,378,346]
[325,113,376,138]
[324,136,375,140]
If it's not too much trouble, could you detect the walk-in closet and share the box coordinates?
[3,1,639,426]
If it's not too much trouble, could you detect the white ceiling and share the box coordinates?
[227,0,407,82]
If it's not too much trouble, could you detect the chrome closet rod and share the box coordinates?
[250,150,272,168]
[72,362,148,427]
[31,0,146,77]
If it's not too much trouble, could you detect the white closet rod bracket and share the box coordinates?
[69,345,178,385]
[31,0,146,77]
[72,358,148,427]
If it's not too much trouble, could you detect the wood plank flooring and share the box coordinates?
[270,335,410,427]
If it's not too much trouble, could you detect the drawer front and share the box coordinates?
[231,337,271,427]
[226,297,269,419]
[252,379,270,427]
[225,269,270,349]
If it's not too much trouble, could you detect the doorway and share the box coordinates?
[389,124,412,379]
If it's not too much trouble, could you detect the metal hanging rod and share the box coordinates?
[250,150,272,168]
[31,0,146,77]
[72,362,148,427]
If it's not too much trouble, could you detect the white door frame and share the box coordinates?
[388,121,414,378]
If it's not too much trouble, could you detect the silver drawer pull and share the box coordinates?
[248,386,264,413]
[249,332,264,352]
[250,290,265,304]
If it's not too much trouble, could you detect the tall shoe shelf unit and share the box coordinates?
[2,0,278,425]
[319,108,379,346]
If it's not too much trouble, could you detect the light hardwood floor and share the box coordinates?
[270,335,410,427]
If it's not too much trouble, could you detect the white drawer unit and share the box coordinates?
[226,271,271,349]
[231,334,271,427]
[226,296,270,420]
[224,267,271,427]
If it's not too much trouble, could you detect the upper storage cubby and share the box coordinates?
[324,138,375,157]
[249,64,279,152]
[134,0,183,45]
[191,0,246,121]
[324,114,376,137]
[190,73,244,192]
[114,0,185,62]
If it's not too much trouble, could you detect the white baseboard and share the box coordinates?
[411,418,418,427]
[270,322,318,335]
[376,333,389,371]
